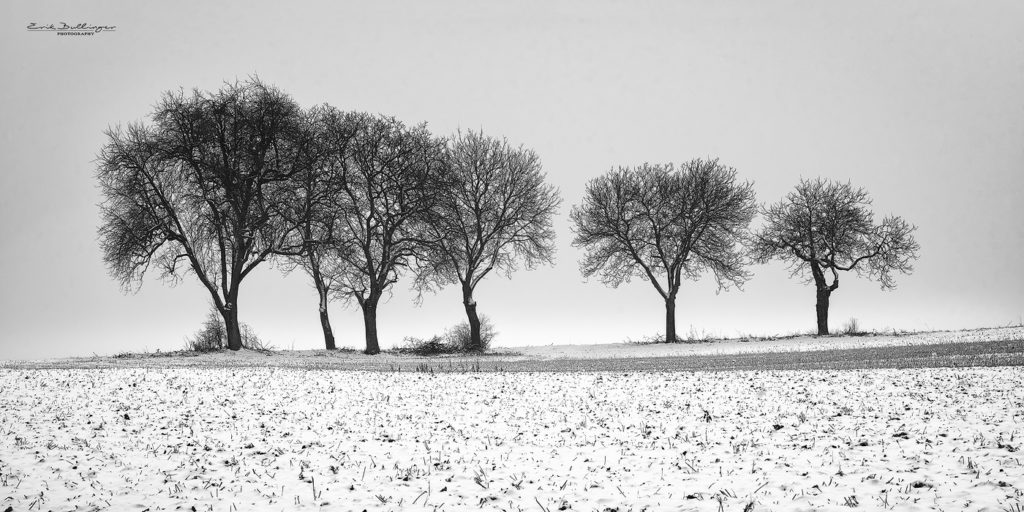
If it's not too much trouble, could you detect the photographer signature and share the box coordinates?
[27,22,116,33]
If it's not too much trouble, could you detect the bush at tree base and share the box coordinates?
[184,307,273,352]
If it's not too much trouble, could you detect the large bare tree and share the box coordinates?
[570,159,756,342]
[751,178,919,335]
[318,111,448,354]
[97,79,311,350]
[417,130,561,350]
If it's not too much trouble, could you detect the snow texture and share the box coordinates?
[1,366,1022,511]
[512,326,1024,360]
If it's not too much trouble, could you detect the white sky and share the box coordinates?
[1,1,1022,359]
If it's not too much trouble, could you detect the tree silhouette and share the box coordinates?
[317,112,448,354]
[273,106,358,350]
[571,159,756,342]
[751,178,920,335]
[97,79,312,350]
[417,130,561,350]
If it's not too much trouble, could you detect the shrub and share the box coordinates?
[683,325,712,343]
[842,318,862,336]
[184,308,226,351]
[625,333,665,345]
[395,335,460,356]
[446,315,496,352]
[184,306,274,352]
[240,323,275,351]
[394,316,497,355]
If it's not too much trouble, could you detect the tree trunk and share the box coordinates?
[462,285,482,351]
[222,302,242,351]
[809,261,839,336]
[665,296,677,343]
[313,272,336,350]
[318,302,336,350]
[360,295,381,355]
[815,288,831,335]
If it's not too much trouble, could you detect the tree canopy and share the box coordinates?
[751,178,920,334]
[314,110,449,354]
[570,159,756,342]
[97,78,312,350]
[417,130,561,350]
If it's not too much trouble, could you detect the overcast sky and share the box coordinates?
[1,1,1022,360]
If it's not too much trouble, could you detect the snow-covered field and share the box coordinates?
[2,366,1023,511]
[6,326,1022,372]
[511,326,1024,360]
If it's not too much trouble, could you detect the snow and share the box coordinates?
[6,326,1021,372]
[508,326,1024,360]
[2,365,1023,511]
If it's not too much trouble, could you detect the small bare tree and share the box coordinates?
[272,106,358,350]
[97,79,312,350]
[317,112,448,354]
[570,159,756,342]
[417,130,561,351]
[751,178,919,335]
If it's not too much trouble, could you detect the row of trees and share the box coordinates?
[571,165,919,341]
[97,79,560,354]
[97,79,920,353]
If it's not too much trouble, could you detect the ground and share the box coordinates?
[1,327,1022,511]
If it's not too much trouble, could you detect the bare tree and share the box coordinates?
[319,111,448,354]
[97,79,311,350]
[272,106,358,350]
[417,130,561,351]
[751,178,919,335]
[570,159,756,343]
